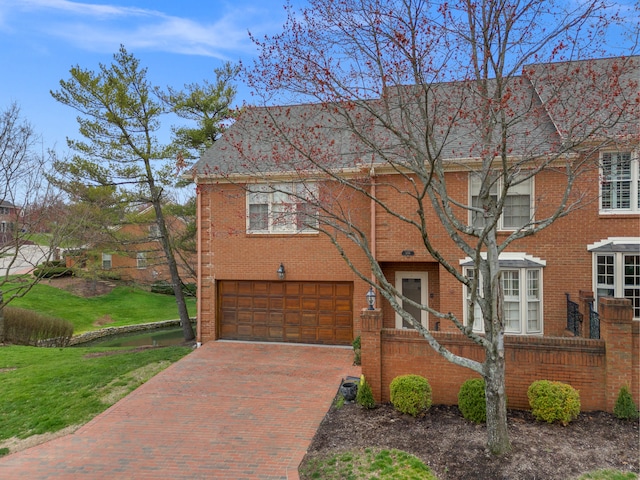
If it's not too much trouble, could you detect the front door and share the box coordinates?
[395,272,428,329]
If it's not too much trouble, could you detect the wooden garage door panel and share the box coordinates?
[218,280,353,345]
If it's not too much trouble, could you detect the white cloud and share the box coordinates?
[2,0,284,58]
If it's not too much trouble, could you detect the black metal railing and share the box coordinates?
[566,293,583,337]
[589,301,600,339]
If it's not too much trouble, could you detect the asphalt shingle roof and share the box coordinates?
[194,56,639,179]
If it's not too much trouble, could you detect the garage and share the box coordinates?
[218,280,353,345]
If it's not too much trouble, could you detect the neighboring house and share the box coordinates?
[67,206,195,286]
[0,200,21,245]
[193,56,639,411]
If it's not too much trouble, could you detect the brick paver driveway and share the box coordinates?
[0,341,360,479]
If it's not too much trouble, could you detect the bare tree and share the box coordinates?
[204,0,639,454]
[0,103,76,341]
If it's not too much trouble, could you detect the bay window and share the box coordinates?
[462,254,544,335]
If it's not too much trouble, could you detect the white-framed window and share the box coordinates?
[136,252,147,269]
[149,224,160,239]
[600,151,639,213]
[469,173,533,230]
[394,272,429,329]
[0,207,10,215]
[589,238,640,318]
[247,183,318,234]
[102,253,112,270]
[0,222,6,233]
[461,253,544,335]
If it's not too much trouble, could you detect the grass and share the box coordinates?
[576,471,638,480]
[0,345,192,451]
[300,448,437,480]
[5,281,196,333]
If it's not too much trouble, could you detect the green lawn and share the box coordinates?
[0,345,192,450]
[6,282,196,333]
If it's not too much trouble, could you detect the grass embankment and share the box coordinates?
[0,345,192,455]
[7,282,196,333]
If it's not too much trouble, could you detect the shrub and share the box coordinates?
[389,374,432,417]
[528,380,581,425]
[96,270,121,281]
[151,281,195,296]
[3,307,73,347]
[33,266,74,278]
[613,385,639,420]
[458,378,487,423]
[352,336,361,366]
[356,375,376,409]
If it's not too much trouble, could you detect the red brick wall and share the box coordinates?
[361,301,638,413]
[196,164,639,354]
[197,182,372,343]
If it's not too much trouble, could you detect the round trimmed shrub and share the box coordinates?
[528,380,581,425]
[389,374,432,417]
[613,385,639,420]
[458,378,486,423]
[356,375,376,409]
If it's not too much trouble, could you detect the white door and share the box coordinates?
[395,272,428,329]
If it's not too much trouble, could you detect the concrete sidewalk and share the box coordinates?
[0,341,360,479]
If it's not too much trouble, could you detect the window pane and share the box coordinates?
[504,301,520,332]
[272,203,296,231]
[596,255,615,286]
[502,271,519,298]
[624,255,640,318]
[249,204,268,231]
[527,270,540,332]
[503,195,530,229]
[601,152,632,209]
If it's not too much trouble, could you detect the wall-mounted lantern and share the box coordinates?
[277,263,286,280]
[366,286,376,310]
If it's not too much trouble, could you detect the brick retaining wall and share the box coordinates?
[361,298,638,412]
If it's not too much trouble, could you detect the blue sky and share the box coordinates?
[0,0,298,152]
[0,0,637,154]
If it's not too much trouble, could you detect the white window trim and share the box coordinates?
[468,173,535,231]
[589,237,640,319]
[460,253,545,335]
[246,182,318,234]
[102,253,112,270]
[394,271,429,329]
[136,252,147,270]
[599,150,639,214]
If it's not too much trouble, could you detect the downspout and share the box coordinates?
[195,182,202,347]
[370,168,377,283]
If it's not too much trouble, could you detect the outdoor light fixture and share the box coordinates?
[277,263,286,280]
[366,286,376,310]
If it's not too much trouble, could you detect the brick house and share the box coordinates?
[193,56,639,411]
[0,200,21,246]
[67,206,195,286]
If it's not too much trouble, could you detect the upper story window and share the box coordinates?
[149,224,160,239]
[589,237,640,319]
[136,252,147,269]
[0,207,10,215]
[600,151,639,213]
[469,173,533,230]
[102,253,112,270]
[247,183,318,234]
[461,253,545,335]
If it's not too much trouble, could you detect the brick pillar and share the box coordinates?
[360,308,382,402]
[599,297,633,411]
[579,290,595,338]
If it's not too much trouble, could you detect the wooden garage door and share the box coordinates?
[218,280,353,345]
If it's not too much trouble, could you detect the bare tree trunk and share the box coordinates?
[153,201,195,342]
[485,344,511,454]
